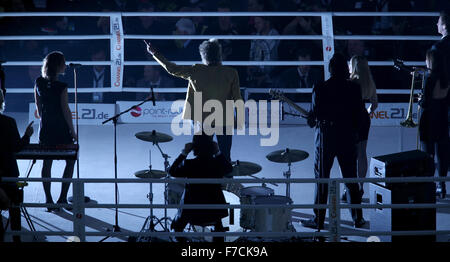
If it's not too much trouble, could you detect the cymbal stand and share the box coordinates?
[101,97,153,242]
[283,161,292,199]
[153,141,172,231]
[137,179,167,241]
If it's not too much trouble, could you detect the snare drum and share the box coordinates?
[253,195,292,232]
[166,177,185,205]
[239,186,274,230]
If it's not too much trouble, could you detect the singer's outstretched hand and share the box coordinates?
[144,40,156,55]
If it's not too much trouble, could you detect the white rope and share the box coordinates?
[0,34,438,41]
[335,35,441,41]
[0,11,440,17]
[4,61,110,66]
[332,12,440,17]
[5,88,423,94]
[4,176,449,184]
[126,34,325,40]
[124,61,326,66]
[0,35,110,40]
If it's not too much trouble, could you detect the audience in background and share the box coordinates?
[135,66,175,101]
[1,0,449,111]
[78,48,111,103]
[247,16,280,88]
[276,49,323,101]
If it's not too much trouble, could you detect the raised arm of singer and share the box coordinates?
[145,39,243,162]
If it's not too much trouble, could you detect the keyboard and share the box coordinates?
[16,144,79,160]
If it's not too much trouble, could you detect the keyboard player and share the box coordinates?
[0,89,34,242]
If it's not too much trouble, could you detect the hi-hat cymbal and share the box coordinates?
[227,160,262,177]
[135,130,173,143]
[266,148,309,163]
[134,169,167,179]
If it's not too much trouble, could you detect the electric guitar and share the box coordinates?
[393,58,427,74]
[269,89,310,118]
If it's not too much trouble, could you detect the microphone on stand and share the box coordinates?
[150,85,156,106]
[69,63,82,68]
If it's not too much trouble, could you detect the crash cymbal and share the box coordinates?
[266,148,309,163]
[134,169,167,179]
[135,130,173,143]
[227,160,262,177]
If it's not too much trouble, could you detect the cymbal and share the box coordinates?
[135,130,173,143]
[266,148,309,163]
[134,169,167,179]
[227,160,262,177]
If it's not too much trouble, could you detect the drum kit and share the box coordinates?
[132,130,310,241]
[133,130,173,240]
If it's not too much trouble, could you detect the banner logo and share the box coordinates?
[131,106,142,117]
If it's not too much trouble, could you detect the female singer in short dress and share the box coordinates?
[349,55,378,197]
[34,51,76,211]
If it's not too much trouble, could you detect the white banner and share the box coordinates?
[110,14,124,90]
[279,102,418,126]
[369,103,418,126]
[29,103,116,125]
[321,13,335,80]
[117,100,184,123]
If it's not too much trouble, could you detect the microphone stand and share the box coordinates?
[68,65,91,204]
[100,96,155,242]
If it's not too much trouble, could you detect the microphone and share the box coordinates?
[69,63,82,68]
[149,85,156,106]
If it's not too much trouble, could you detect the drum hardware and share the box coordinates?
[239,186,275,231]
[229,160,262,177]
[252,195,293,233]
[101,98,155,241]
[266,148,309,199]
[248,174,278,187]
[135,130,173,232]
[134,170,173,241]
[229,160,278,187]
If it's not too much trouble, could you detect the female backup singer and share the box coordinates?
[420,49,449,199]
[34,51,76,212]
[344,55,378,199]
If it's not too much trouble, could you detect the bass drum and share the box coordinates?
[239,186,274,230]
[253,195,292,232]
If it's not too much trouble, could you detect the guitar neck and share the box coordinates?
[280,96,309,118]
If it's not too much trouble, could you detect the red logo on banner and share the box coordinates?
[131,106,142,117]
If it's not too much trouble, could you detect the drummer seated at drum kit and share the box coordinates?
[168,133,233,242]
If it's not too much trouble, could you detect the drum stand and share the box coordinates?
[152,141,172,231]
[283,161,292,199]
[137,178,169,241]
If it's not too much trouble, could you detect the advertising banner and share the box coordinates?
[279,103,417,126]
[117,100,184,123]
[29,103,116,125]
[369,103,418,126]
[110,14,124,91]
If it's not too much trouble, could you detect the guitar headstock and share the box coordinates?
[393,58,405,71]
[269,89,284,100]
